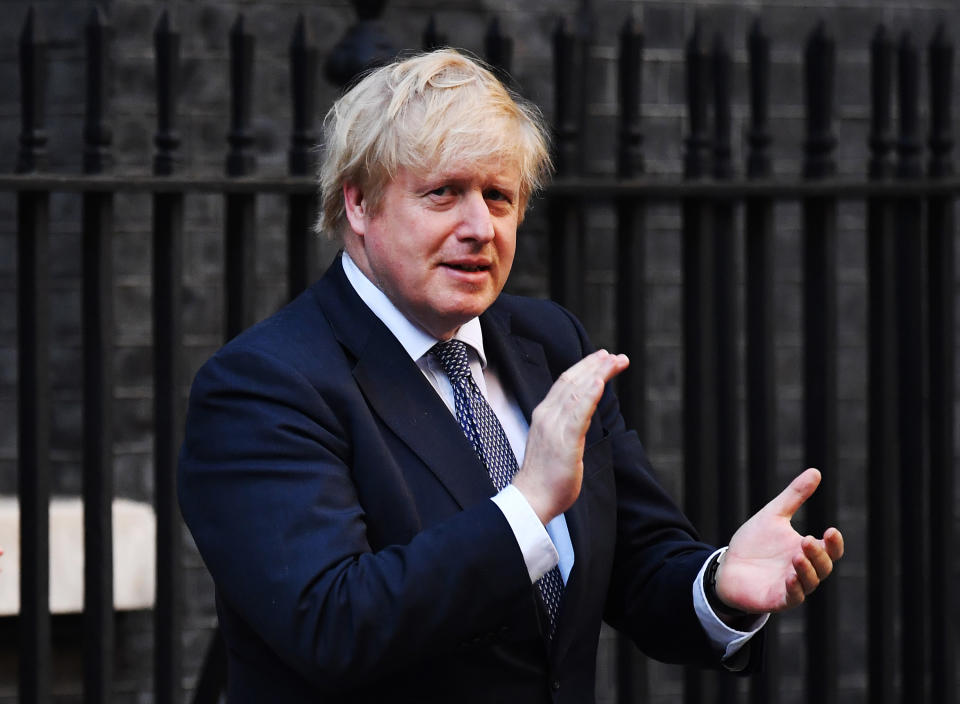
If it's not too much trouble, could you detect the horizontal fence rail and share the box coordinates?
[9,172,960,196]
[3,4,956,704]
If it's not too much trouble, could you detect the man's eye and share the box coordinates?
[484,189,508,202]
[429,186,451,197]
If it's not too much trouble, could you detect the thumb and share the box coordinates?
[766,467,821,518]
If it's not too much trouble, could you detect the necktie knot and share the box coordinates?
[430,339,472,381]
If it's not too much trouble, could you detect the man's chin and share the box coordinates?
[421,303,494,338]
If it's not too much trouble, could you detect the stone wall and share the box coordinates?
[1,0,959,702]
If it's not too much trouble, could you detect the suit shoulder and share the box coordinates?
[490,293,578,328]
[197,285,345,386]
[489,294,587,345]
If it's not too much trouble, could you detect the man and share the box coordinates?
[178,49,843,703]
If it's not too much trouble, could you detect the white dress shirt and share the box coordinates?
[340,251,765,661]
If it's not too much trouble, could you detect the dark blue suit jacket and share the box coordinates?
[178,255,742,703]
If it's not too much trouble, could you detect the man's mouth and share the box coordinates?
[443,262,490,272]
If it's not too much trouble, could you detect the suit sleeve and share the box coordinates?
[178,344,534,691]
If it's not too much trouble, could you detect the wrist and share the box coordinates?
[705,551,750,622]
[509,475,553,525]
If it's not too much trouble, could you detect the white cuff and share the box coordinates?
[693,547,769,661]
[491,485,559,583]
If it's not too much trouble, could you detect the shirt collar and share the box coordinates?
[340,250,488,367]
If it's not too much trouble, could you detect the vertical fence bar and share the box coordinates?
[153,11,184,704]
[711,33,739,704]
[82,7,115,703]
[681,19,715,704]
[615,15,646,478]
[711,32,739,541]
[287,14,318,299]
[865,23,898,704]
[681,19,715,540]
[925,25,954,704]
[16,8,47,176]
[16,9,52,704]
[196,13,258,699]
[225,14,256,340]
[549,17,585,315]
[894,32,929,704]
[614,15,648,704]
[802,22,838,704]
[744,20,779,704]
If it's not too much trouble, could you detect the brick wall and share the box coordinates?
[1,0,959,702]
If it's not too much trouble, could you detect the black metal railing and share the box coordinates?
[2,5,956,704]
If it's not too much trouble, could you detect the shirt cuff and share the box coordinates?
[693,547,770,662]
[491,485,559,583]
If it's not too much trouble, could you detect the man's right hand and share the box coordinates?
[512,349,629,524]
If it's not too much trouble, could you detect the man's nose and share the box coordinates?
[455,190,495,241]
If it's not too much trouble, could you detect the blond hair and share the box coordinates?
[316,49,552,239]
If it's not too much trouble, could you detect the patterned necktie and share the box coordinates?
[430,338,565,640]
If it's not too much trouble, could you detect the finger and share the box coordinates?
[765,467,821,518]
[823,527,844,560]
[802,536,834,581]
[558,350,629,389]
[530,352,627,445]
[547,351,628,422]
[792,552,821,595]
[597,350,630,382]
[784,571,805,608]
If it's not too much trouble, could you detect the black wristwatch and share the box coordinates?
[705,551,749,621]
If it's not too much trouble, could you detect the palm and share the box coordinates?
[715,468,844,614]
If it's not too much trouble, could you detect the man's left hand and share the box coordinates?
[715,468,844,614]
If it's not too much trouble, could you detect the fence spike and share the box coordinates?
[552,16,581,176]
[868,24,894,180]
[17,6,48,173]
[324,0,397,87]
[747,18,771,178]
[154,9,181,176]
[289,13,317,175]
[683,19,710,179]
[712,33,732,179]
[803,20,836,178]
[617,14,644,178]
[287,11,319,297]
[226,12,256,176]
[620,12,639,36]
[84,4,113,174]
[484,17,513,80]
[896,31,922,179]
[422,15,446,51]
[928,23,953,177]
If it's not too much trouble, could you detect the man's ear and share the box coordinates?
[343,182,368,236]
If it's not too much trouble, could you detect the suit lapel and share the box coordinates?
[313,257,495,509]
[481,306,594,659]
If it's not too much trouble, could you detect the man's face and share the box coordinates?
[344,161,521,339]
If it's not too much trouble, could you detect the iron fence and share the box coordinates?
[2,4,956,704]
